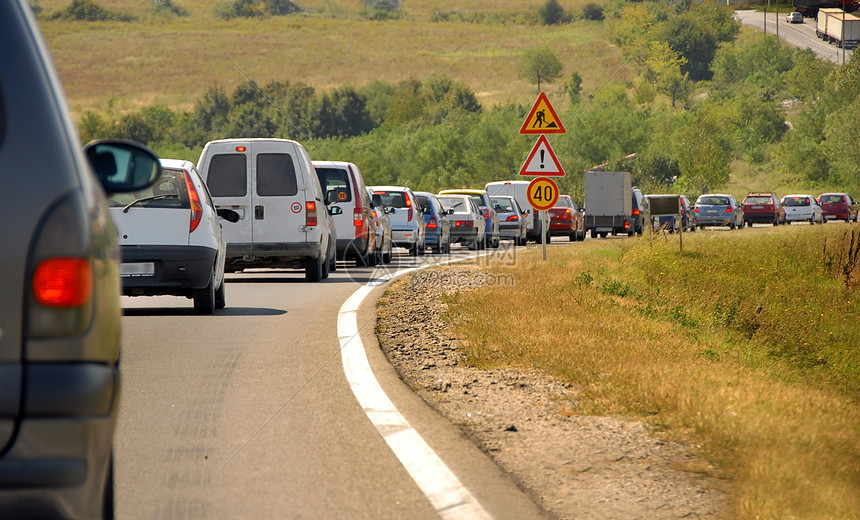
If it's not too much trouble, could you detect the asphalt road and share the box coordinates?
[114,244,547,519]
[735,9,854,64]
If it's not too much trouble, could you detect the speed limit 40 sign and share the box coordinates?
[527,176,559,211]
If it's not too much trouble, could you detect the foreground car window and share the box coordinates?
[108,168,190,209]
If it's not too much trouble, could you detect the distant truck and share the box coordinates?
[793,0,858,18]
[816,8,860,48]
[584,171,632,239]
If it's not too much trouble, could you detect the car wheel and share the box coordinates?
[418,240,426,256]
[215,279,226,310]
[383,242,393,263]
[321,252,331,279]
[193,274,216,314]
[590,229,597,239]
[330,249,337,272]
[368,246,379,266]
[103,452,115,520]
[492,236,500,248]
[305,255,323,282]
[408,243,419,256]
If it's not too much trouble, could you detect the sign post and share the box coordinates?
[519,93,566,261]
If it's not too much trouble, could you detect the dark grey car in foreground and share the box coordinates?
[0,2,161,517]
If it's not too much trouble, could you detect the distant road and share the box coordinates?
[735,9,854,64]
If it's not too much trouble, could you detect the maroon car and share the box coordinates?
[818,193,859,223]
[549,194,586,241]
[742,192,786,227]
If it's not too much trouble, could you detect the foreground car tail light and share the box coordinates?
[506,215,519,222]
[33,258,92,307]
[427,216,438,229]
[456,220,473,227]
[694,207,700,213]
[481,207,490,218]
[184,170,203,232]
[306,201,318,227]
[725,206,733,213]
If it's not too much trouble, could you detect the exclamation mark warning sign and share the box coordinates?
[519,135,565,176]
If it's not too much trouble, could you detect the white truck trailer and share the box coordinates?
[583,171,632,239]
[816,8,860,49]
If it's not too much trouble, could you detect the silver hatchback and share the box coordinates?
[694,194,744,229]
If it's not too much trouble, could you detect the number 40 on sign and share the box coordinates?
[527,177,559,211]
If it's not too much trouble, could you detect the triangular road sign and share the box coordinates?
[520,92,566,134]
[519,135,565,176]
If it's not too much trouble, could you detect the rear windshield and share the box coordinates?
[375,190,410,208]
[109,168,189,209]
[438,196,470,214]
[554,196,572,208]
[491,197,515,212]
[315,167,351,202]
[257,153,298,196]
[783,196,810,207]
[697,196,730,206]
[745,196,772,205]
[820,195,845,204]
[207,154,247,197]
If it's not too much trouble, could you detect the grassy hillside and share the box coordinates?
[38,0,623,116]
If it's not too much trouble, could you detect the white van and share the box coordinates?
[197,138,336,281]
[312,160,376,267]
[485,180,550,243]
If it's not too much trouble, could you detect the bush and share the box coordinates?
[538,0,566,25]
[214,0,301,19]
[582,3,604,21]
[48,0,135,21]
[152,0,187,16]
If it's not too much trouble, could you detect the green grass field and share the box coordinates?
[436,224,859,519]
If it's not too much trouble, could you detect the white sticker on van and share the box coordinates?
[291,202,302,213]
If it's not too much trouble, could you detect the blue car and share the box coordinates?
[415,191,452,254]
[694,193,744,229]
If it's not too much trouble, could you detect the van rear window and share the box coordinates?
[207,154,247,197]
[257,153,298,196]
[315,167,351,202]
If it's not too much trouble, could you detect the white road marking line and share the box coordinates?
[338,261,493,520]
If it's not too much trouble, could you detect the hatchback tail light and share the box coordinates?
[306,201,318,227]
[427,216,438,229]
[725,206,733,213]
[406,196,413,222]
[506,215,519,222]
[183,170,203,233]
[481,207,490,218]
[456,220,473,227]
[33,258,92,307]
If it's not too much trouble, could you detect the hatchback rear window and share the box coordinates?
[376,191,409,208]
[745,196,772,205]
[820,195,845,204]
[698,197,730,205]
[784,196,810,206]
[108,168,189,209]
[316,167,351,202]
[492,198,515,212]
[257,153,298,196]
[207,154,247,197]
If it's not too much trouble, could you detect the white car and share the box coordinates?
[781,194,824,224]
[108,159,238,314]
[369,185,426,256]
[437,194,486,250]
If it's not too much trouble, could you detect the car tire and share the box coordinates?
[418,240,426,256]
[383,242,392,263]
[193,274,216,314]
[215,279,226,310]
[305,255,323,282]
[590,229,597,239]
[330,248,337,272]
[492,236,500,248]
[322,252,331,279]
[103,453,115,520]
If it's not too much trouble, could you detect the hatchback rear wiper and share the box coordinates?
[122,194,169,213]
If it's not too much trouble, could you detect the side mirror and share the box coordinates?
[84,139,161,195]
[372,194,383,207]
[446,208,455,215]
[422,206,431,215]
[217,208,240,223]
[523,209,531,216]
[326,190,339,205]
[387,207,396,214]
[329,206,343,216]
[579,208,585,213]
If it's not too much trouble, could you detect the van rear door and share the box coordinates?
[248,140,307,245]
[202,142,254,249]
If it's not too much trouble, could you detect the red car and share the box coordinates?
[549,194,586,241]
[742,192,786,227]
[818,193,859,222]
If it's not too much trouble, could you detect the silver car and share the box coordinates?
[0,2,162,516]
[437,194,487,250]
[694,194,744,229]
[491,195,528,245]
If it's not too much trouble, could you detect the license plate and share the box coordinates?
[707,210,718,214]
[752,206,763,210]
[595,227,612,232]
[121,262,154,277]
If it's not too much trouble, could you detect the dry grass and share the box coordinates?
[442,225,860,520]
[37,1,622,117]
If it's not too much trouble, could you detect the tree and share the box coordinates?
[676,113,731,193]
[660,12,718,82]
[518,46,563,93]
[563,71,583,104]
[538,0,565,25]
[639,41,690,108]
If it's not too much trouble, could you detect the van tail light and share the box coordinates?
[632,208,640,216]
[506,215,519,222]
[349,165,367,239]
[33,258,92,307]
[427,216,438,229]
[406,197,413,222]
[184,170,203,233]
[306,201,318,227]
[624,220,630,230]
